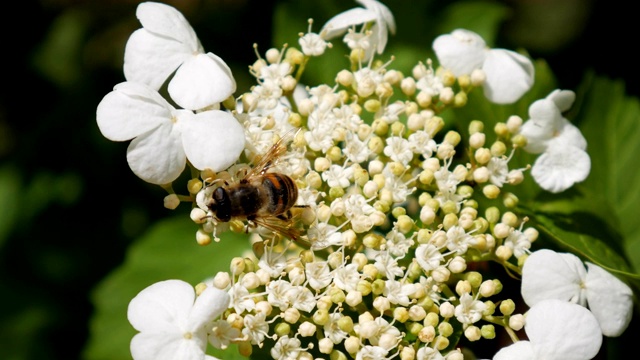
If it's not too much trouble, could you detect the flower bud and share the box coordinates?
[336,70,354,87]
[394,307,409,323]
[464,325,481,341]
[439,302,455,318]
[298,321,316,337]
[434,335,449,350]
[479,280,496,297]
[195,229,211,245]
[345,290,363,307]
[283,307,301,324]
[500,299,516,316]
[448,256,467,273]
[401,77,417,96]
[509,313,525,331]
[344,336,361,355]
[481,324,496,339]
[418,325,435,343]
[319,338,333,354]
[455,280,472,296]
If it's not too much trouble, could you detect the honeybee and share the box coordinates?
[207,130,303,241]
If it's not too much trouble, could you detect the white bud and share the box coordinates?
[494,223,512,238]
[506,115,523,133]
[318,337,334,354]
[255,300,273,315]
[368,159,385,175]
[432,266,450,283]
[283,307,301,324]
[346,291,363,307]
[439,302,455,318]
[373,296,391,313]
[470,68,486,86]
[241,272,261,289]
[448,256,467,273]
[420,206,436,225]
[408,305,427,321]
[464,325,481,341]
[469,132,486,148]
[298,321,317,337]
[164,193,180,209]
[212,272,230,289]
[509,313,525,331]
[479,280,497,297]
[363,180,379,198]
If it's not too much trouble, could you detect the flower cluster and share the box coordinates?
[96,1,634,360]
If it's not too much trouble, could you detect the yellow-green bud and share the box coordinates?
[481,324,496,339]
[458,74,471,89]
[438,321,454,337]
[490,141,507,156]
[444,130,461,146]
[327,146,342,162]
[465,271,483,288]
[442,213,458,230]
[419,169,434,185]
[500,299,516,316]
[483,300,496,316]
[274,322,291,337]
[501,211,519,227]
[455,280,472,296]
[338,315,354,332]
[512,133,528,148]
[329,186,345,199]
[494,122,509,138]
[406,322,423,336]
[390,121,405,136]
[416,91,432,107]
[371,279,386,295]
[329,350,348,360]
[482,184,500,199]
[336,70,354,87]
[453,91,467,107]
[396,215,414,234]
[368,136,385,154]
[364,99,381,113]
[394,307,410,323]
[363,233,384,250]
[329,287,346,304]
[356,280,372,295]
[485,207,500,223]
[424,312,440,327]
[313,308,330,325]
[434,336,449,350]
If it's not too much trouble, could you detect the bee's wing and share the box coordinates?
[243,128,299,180]
[251,215,302,242]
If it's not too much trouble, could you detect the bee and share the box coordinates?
[207,130,303,241]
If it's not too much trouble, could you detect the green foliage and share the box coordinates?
[434,0,510,44]
[83,216,251,360]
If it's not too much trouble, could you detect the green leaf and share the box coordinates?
[0,166,21,248]
[575,74,640,274]
[83,216,252,360]
[435,0,510,45]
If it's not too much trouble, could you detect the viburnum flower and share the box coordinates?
[493,299,602,360]
[520,249,633,337]
[96,82,245,185]
[432,29,534,104]
[518,89,591,193]
[320,0,396,60]
[127,279,230,360]
[124,2,236,111]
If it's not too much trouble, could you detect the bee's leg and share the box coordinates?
[276,210,292,221]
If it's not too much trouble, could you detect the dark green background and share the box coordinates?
[1,0,637,359]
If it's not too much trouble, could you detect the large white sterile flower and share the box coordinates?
[433,29,534,104]
[519,89,590,193]
[521,249,633,337]
[127,279,230,360]
[124,2,236,110]
[320,0,396,58]
[493,299,602,360]
[97,82,245,185]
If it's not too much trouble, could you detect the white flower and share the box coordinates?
[320,0,396,60]
[127,279,230,360]
[415,244,444,272]
[124,2,236,110]
[520,249,633,337]
[519,89,590,193]
[305,261,333,290]
[433,29,534,104]
[228,282,256,314]
[271,335,303,360]
[96,82,245,184]
[416,346,445,360]
[454,293,486,325]
[493,299,602,360]
[384,136,413,165]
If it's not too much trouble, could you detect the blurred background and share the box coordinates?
[1,0,637,359]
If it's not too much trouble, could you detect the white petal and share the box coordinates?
[433,29,486,76]
[130,332,205,360]
[482,49,534,104]
[521,249,586,306]
[188,286,230,330]
[526,300,602,360]
[554,119,587,150]
[519,98,562,153]
[124,29,192,90]
[585,262,634,337]
[128,280,195,333]
[180,110,245,171]
[126,122,186,185]
[136,2,201,51]
[546,89,575,112]
[96,82,173,141]
[493,341,535,360]
[168,53,237,110]
[358,0,396,51]
[320,8,377,40]
[531,144,590,193]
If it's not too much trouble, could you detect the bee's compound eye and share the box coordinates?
[212,187,231,222]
